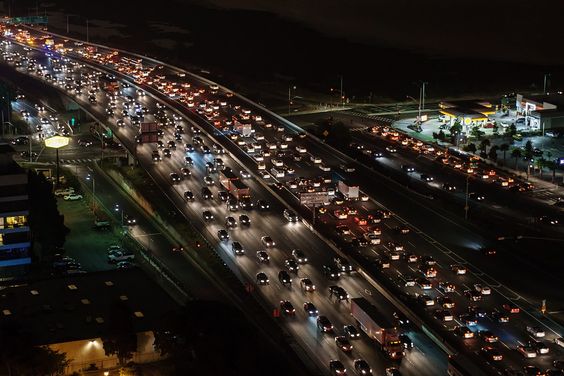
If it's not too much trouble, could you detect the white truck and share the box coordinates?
[338,180,359,200]
[350,298,404,360]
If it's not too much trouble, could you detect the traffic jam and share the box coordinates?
[1,25,563,376]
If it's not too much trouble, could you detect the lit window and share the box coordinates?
[81,299,90,305]
[134,311,144,318]
[67,284,78,290]
[5,216,27,228]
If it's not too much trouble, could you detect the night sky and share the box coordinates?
[200,0,564,66]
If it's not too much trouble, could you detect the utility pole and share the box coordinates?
[340,76,343,108]
[288,85,295,116]
[86,19,89,43]
[464,175,469,220]
[543,73,550,94]
[66,15,70,34]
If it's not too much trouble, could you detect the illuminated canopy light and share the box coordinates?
[44,135,70,149]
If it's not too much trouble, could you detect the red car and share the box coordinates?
[354,216,368,226]
[502,303,520,314]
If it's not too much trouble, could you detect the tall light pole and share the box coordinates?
[66,15,70,34]
[86,174,96,209]
[340,76,344,108]
[288,85,296,116]
[543,73,551,94]
[86,19,89,43]
[44,135,69,188]
[464,175,470,220]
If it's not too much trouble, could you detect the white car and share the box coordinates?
[272,159,284,167]
[363,233,381,244]
[474,284,491,295]
[240,170,251,179]
[63,193,83,201]
[54,187,75,197]
[295,145,307,153]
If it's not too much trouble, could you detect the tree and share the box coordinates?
[544,159,558,183]
[511,148,522,169]
[492,122,500,136]
[463,143,477,154]
[488,145,498,161]
[535,158,546,177]
[500,143,510,165]
[505,123,517,137]
[102,301,137,365]
[470,125,484,140]
[479,139,490,153]
[449,121,462,137]
[524,140,534,160]
[27,171,70,261]
[0,322,69,375]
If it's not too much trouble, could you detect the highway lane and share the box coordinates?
[0,46,448,375]
[6,30,564,376]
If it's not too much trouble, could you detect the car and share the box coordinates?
[523,366,546,376]
[323,265,341,280]
[490,309,509,323]
[203,176,214,185]
[464,290,482,302]
[217,229,229,241]
[283,209,298,222]
[77,138,93,147]
[184,156,193,165]
[257,200,270,211]
[108,251,135,263]
[459,313,477,326]
[63,194,83,201]
[353,359,372,376]
[469,192,486,201]
[342,325,360,340]
[202,210,214,221]
[517,345,537,358]
[54,187,76,197]
[530,339,550,354]
[183,190,194,201]
[363,232,381,244]
[480,247,496,256]
[317,316,333,332]
[502,303,520,314]
[279,300,295,316]
[417,294,434,306]
[225,216,237,228]
[261,236,275,247]
[123,213,136,225]
[284,258,300,273]
[170,172,181,183]
[256,251,269,263]
[227,199,239,211]
[401,165,415,173]
[438,281,456,293]
[239,214,251,226]
[180,167,191,177]
[240,170,251,179]
[256,272,269,285]
[335,336,353,352]
[386,146,397,153]
[329,285,349,301]
[334,257,353,273]
[454,325,474,339]
[399,334,413,350]
[474,284,491,295]
[437,296,455,309]
[231,242,245,256]
[329,360,347,375]
[481,346,503,361]
[278,270,292,286]
[478,330,498,343]
[451,264,467,275]
[434,309,454,322]
[417,277,432,290]
[300,278,316,292]
[340,164,356,173]
[11,136,29,145]
[292,249,308,264]
[303,302,319,316]
[420,174,433,182]
[162,148,171,158]
[443,183,456,191]
[385,368,401,376]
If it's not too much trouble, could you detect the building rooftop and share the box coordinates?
[439,99,495,117]
[522,93,564,109]
[0,268,180,345]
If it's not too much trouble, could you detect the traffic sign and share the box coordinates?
[300,191,329,206]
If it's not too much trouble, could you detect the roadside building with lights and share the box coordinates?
[516,93,564,132]
[0,143,31,276]
[438,100,496,133]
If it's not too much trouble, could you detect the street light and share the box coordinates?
[114,203,124,226]
[288,85,296,116]
[44,135,69,188]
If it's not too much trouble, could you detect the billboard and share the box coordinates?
[299,191,329,206]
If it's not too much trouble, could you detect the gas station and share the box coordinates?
[438,100,496,133]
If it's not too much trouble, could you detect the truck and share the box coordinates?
[100,74,119,95]
[338,180,359,200]
[350,298,404,360]
[219,169,250,200]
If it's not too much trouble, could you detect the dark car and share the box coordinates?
[344,325,360,339]
[303,302,319,316]
[317,316,333,332]
[201,187,212,200]
[232,241,244,255]
[256,199,270,211]
[323,265,341,280]
[239,214,251,226]
[329,360,346,375]
[256,251,269,263]
[183,190,194,201]
[202,210,213,221]
[217,229,229,241]
[256,272,269,285]
[335,336,353,353]
[329,285,349,301]
[284,259,300,273]
[169,172,181,183]
[278,270,292,286]
[353,359,372,376]
[279,300,295,316]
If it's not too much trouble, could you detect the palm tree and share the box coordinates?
[511,148,522,170]
[500,143,509,165]
[536,158,546,177]
[479,139,490,153]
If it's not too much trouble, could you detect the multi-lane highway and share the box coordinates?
[2,25,564,375]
